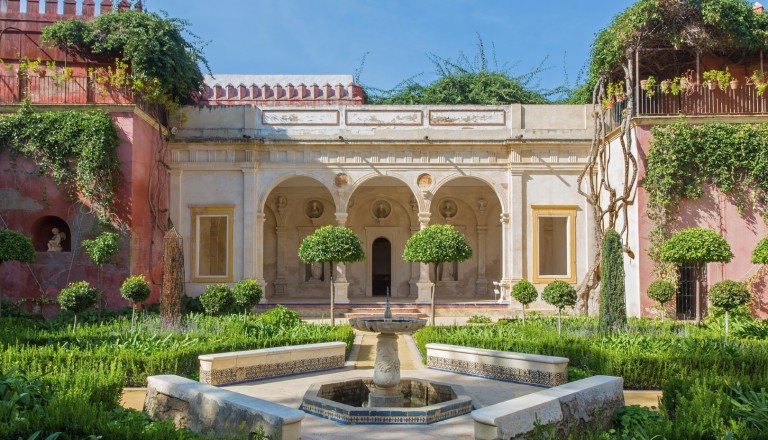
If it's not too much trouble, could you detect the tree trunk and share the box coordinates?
[330,260,335,326]
[725,311,730,336]
[557,308,562,335]
[431,263,439,326]
[73,314,78,332]
[522,305,526,324]
[161,228,185,328]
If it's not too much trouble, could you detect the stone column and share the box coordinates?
[273,225,287,296]
[254,213,267,302]
[500,213,511,306]
[409,225,420,296]
[475,225,488,295]
[510,171,524,282]
[334,211,350,303]
[416,212,432,303]
[242,169,256,280]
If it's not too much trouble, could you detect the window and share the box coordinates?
[191,205,234,283]
[532,206,576,283]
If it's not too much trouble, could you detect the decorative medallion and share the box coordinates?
[417,173,433,190]
[334,173,350,187]
[305,200,324,219]
[439,199,458,219]
[371,199,392,220]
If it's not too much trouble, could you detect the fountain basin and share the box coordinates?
[300,378,473,424]
[348,317,426,334]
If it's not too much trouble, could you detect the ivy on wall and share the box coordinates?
[0,103,120,221]
[644,120,768,275]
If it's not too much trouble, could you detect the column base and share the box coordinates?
[368,387,403,408]
[416,282,433,303]
[334,282,350,304]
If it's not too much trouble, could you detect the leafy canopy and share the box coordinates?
[58,281,98,314]
[199,284,235,317]
[233,279,263,312]
[660,227,734,263]
[82,232,119,266]
[42,10,208,104]
[119,275,150,304]
[542,280,578,310]
[751,237,768,264]
[298,226,365,265]
[511,279,538,306]
[403,224,472,264]
[0,229,35,264]
[647,280,676,304]
[709,280,751,311]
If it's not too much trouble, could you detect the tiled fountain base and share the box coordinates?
[300,378,473,425]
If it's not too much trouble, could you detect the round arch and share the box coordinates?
[257,172,337,213]
[343,173,419,212]
[431,174,508,213]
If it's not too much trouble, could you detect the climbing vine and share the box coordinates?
[0,103,120,222]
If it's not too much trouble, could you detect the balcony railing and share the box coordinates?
[0,74,133,105]
[637,83,768,116]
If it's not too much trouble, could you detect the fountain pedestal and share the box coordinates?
[369,332,402,406]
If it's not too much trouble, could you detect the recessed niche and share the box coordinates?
[32,216,71,252]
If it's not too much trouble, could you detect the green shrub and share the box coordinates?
[57,282,98,331]
[198,284,235,316]
[511,279,538,323]
[233,279,263,316]
[257,305,301,328]
[599,230,626,333]
[120,275,151,304]
[751,236,768,264]
[542,280,577,335]
[660,227,734,264]
[647,279,676,322]
[467,315,492,324]
[709,280,751,335]
[182,295,204,314]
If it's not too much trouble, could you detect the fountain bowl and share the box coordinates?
[348,317,426,334]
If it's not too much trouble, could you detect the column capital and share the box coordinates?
[418,212,431,228]
[335,212,348,227]
[255,212,266,223]
[500,213,510,224]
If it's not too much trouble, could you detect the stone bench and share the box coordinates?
[199,341,347,385]
[144,375,304,440]
[425,343,568,387]
[472,375,625,440]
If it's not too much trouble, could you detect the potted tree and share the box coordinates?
[708,280,750,336]
[660,227,734,322]
[0,229,36,319]
[299,226,365,326]
[510,279,538,324]
[403,224,472,326]
[542,280,577,335]
[58,281,98,331]
[647,280,676,322]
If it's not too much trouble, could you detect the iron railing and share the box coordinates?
[638,84,768,116]
[0,74,133,105]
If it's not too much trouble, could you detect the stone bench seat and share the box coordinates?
[472,375,625,439]
[145,375,305,440]
[425,343,569,387]
[199,341,347,385]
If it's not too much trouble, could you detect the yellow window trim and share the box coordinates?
[190,205,235,283]
[531,205,577,284]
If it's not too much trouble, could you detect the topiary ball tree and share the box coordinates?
[120,275,151,325]
[58,281,98,331]
[647,280,676,323]
[660,227,733,322]
[599,230,627,333]
[511,279,538,324]
[233,279,263,321]
[82,231,119,316]
[403,224,472,325]
[0,229,36,319]
[542,280,577,335]
[298,226,365,326]
[709,280,751,336]
[199,284,235,317]
[751,236,768,265]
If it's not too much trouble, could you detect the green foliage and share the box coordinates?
[599,230,627,332]
[542,280,577,310]
[511,279,538,306]
[403,224,472,265]
[0,105,119,221]
[82,232,119,266]
[257,305,301,328]
[0,368,50,426]
[57,282,98,315]
[709,280,751,311]
[647,280,676,305]
[752,236,768,264]
[233,279,263,314]
[198,284,235,316]
[120,275,150,304]
[729,385,768,432]
[467,315,492,324]
[660,227,734,263]
[703,67,733,90]
[0,229,35,264]
[298,226,365,266]
[42,10,208,105]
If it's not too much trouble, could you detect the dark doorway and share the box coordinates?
[372,237,391,296]
[677,262,707,320]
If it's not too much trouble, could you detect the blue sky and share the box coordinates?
[146,1,636,93]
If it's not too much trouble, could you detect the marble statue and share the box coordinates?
[47,227,65,252]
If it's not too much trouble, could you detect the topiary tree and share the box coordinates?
[709,280,751,336]
[660,227,733,322]
[751,236,768,265]
[298,226,365,326]
[0,229,36,319]
[120,275,150,326]
[599,230,627,333]
[511,279,538,324]
[257,304,301,328]
[542,280,577,335]
[233,279,263,321]
[403,224,472,325]
[82,231,119,316]
[647,280,676,323]
[58,281,98,331]
[198,284,235,317]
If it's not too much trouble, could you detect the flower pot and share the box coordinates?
[730,79,739,90]
[707,79,718,91]
[661,80,671,93]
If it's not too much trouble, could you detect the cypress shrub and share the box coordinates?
[599,230,627,332]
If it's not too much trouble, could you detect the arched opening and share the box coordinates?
[372,237,391,296]
[32,216,71,252]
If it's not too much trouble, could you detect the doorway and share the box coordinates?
[372,237,391,296]
[677,262,706,320]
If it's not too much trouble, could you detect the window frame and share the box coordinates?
[190,205,235,283]
[531,205,577,284]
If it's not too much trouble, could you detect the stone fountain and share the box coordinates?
[300,288,473,424]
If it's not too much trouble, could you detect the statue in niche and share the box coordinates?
[47,228,66,252]
[306,200,324,219]
[441,261,456,281]
[308,262,323,281]
[440,199,457,219]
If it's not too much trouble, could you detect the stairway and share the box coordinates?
[343,305,427,319]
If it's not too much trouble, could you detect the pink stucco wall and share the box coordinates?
[635,125,768,318]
